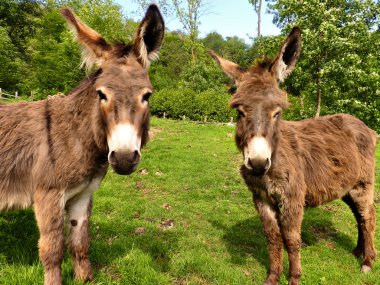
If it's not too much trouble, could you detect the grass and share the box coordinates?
[0,117,379,285]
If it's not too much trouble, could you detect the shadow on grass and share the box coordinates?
[0,209,178,276]
[212,206,357,269]
[0,209,39,265]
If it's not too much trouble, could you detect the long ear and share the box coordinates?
[209,49,245,82]
[61,8,111,70]
[270,27,301,82]
[134,4,165,68]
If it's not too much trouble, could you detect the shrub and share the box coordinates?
[150,88,236,123]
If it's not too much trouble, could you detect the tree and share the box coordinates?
[0,0,43,55]
[202,32,251,67]
[133,0,210,60]
[172,0,209,60]
[0,27,25,91]
[268,0,380,129]
[202,31,225,54]
[20,0,128,97]
[248,0,263,37]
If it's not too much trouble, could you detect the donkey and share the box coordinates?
[210,27,377,285]
[0,5,164,285]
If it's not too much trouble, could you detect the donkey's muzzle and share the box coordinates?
[248,158,271,177]
[109,150,141,175]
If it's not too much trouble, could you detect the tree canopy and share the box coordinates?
[0,0,378,132]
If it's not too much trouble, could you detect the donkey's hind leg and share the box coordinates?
[66,192,93,282]
[342,194,364,257]
[34,189,65,285]
[346,183,377,273]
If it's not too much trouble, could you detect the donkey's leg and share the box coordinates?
[342,194,364,257]
[254,196,283,285]
[348,183,376,273]
[66,192,94,282]
[279,202,303,285]
[34,189,65,285]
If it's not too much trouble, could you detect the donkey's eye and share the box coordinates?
[97,90,107,101]
[142,92,152,103]
[273,111,281,119]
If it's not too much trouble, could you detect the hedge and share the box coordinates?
[150,88,236,123]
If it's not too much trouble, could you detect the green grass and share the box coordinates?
[0,117,380,285]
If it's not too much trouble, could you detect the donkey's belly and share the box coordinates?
[64,173,105,205]
[0,189,34,211]
[305,183,353,207]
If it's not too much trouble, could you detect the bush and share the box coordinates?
[150,88,236,123]
[178,61,227,93]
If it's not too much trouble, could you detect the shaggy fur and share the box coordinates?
[211,27,377,285]
[0,5,164,285]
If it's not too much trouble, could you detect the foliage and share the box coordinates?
[0,118,379,284]
[0,0,42,54]
[202,32,252,67]
[0,27,24,92]
[0,0,379,133]
[178,61,227,93]
[150,88,235,122]
[267,0,380,132]
[16,0,133,98]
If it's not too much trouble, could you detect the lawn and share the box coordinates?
[0,117,379,285]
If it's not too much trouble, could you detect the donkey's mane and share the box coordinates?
[67,69,102,97]
[110,41,134,59]
[249,57,273,74]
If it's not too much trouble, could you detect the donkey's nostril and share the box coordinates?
[109,151,116,164]
[133,150,140,163]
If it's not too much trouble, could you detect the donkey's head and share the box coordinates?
[210,28,301,176]
[61,5,164,175]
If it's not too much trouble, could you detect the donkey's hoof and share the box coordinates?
[361,265,372,273]
[288,277,300,285]
[263,274,279,285]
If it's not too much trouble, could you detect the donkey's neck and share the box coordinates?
[48,79,108,160]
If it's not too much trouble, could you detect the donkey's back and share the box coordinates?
[281,114,376,206]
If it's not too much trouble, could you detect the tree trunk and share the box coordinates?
[315,73,321,118]
[257,0,262,37]
[299,95,304,116]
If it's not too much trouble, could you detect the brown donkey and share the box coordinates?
[0,5,164,285]
[210,27,377,285]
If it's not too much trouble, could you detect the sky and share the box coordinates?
[116,0,281,43]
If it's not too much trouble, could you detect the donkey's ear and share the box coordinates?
[270,27,301,82]
[209,49,244,83]
[61,8,111,70]
[134,4,165,68]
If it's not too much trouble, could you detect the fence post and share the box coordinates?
[0,88,2,98]
[15,91,18,98]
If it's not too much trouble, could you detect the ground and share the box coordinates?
[0,117,379,285]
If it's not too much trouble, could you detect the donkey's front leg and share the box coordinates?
[279,201,304,285]
[34,189,65,285]
[254,196,283,285]
[66,191,94,282]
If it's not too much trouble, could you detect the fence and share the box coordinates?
[0,88,18,99]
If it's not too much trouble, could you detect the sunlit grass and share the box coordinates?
[0,118,379,285]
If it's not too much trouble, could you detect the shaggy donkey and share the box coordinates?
[0,5,164,285]
[210,27,377,285]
